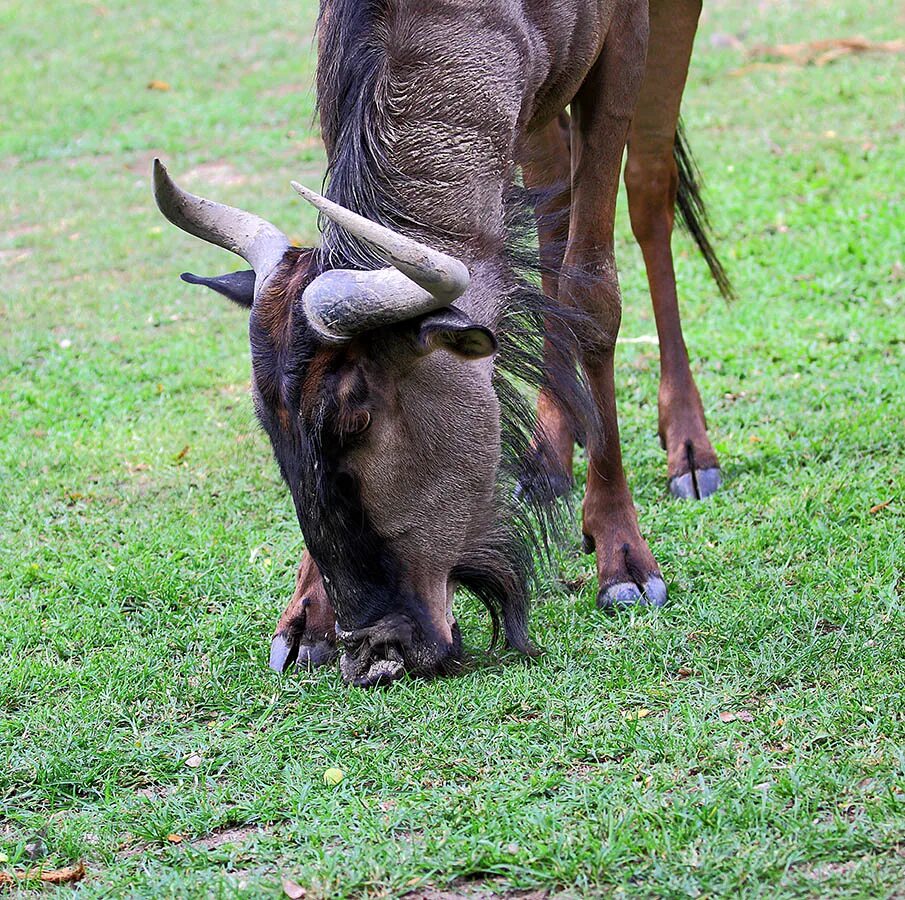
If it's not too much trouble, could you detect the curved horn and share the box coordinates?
[301,268,453,343]
[290,182,469,302]
[153,159,290,284]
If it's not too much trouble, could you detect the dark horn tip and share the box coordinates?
[151,158,171,207]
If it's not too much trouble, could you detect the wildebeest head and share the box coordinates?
[153,161,533,686]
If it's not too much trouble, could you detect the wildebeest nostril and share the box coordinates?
[335,613,462,687]
[338,626,406,687]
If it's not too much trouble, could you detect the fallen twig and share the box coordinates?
[0,861,86,889]
[738,36,904,71]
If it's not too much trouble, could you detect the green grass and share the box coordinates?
[1,0,903,896]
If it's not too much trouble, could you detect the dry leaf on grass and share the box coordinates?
[622,708,651,720]
[719,710,754,723]
[166,833,184,844]
[282,876,307,898]
[147,80,171,91]
[0,861,86,886]
[734,36,904,74]
[560,572,592,591]
[869,499,892,514]
[184,752,202,768]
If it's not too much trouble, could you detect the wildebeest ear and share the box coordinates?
[181,269,256,309]
[416,307,497,360]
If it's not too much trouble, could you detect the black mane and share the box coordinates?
[316,0,411,271]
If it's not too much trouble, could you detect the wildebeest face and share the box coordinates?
[152,162,521,686]
[252,279,500,686]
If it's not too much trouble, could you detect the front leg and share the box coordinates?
[581,351,667,609]
[567,4,667,610]
[269,551,337,671]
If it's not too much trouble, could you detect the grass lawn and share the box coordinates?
[1,0,903,896]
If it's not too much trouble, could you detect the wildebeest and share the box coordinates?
[153,0,730,686]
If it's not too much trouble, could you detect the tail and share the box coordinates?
[674,119,735,301]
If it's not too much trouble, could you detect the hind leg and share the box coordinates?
[624,0,721,499]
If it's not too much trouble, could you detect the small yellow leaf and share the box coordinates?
[147,80,171,91]
[166,833,183,844]
[622,708,651,720]
[323,767,344,785]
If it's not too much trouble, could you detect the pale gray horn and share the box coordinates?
[153,159,290,285]
[291,182,469,300]
[290,182,470,341]
[300,267,454,343]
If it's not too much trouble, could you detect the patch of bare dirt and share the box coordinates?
[799,859,860,881]
[403,883,579,900]
[181,161,247,188]
[262,82,307,97]
[118,823,266,859]
[404,891,548,900]
[794,844,905,885]
[0,249,33,267]
[3,223,41,240]
[190,825,262,851]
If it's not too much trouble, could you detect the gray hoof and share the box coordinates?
[669,467,722,500]
[598,576,668,611]
[642,576,668,608]
[297,640,337,670]
[269,633,298,673]
[270,632,336,673]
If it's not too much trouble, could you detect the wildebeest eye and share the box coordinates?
[351,409,371,434]
[339,408,371,438]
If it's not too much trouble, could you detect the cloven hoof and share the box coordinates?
[669,466,722,501]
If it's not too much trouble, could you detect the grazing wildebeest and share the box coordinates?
[154,0,730,686]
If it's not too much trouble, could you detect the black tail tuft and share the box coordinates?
[674,119,735,301]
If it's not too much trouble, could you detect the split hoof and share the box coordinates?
[597,575,667,611]
[269,632,336,673]
[269,633,297,673]
[297,639,338,670]
[669,467,722,501]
